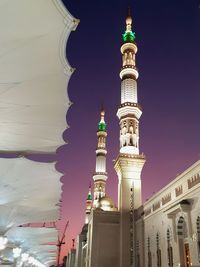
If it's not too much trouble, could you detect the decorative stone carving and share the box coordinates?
[120,119,139,148]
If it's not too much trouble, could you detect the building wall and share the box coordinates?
[81,244,87,267]
[135,207,145,267]
[136,160,200,267]
[86,210,120,267]
[70,161,200,267]
[66,249,76,267]
[75,230,87,267]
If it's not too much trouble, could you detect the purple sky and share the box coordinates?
[56,0,200,258]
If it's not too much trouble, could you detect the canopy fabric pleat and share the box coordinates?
[0,0,78,265]
[0,0,78,152]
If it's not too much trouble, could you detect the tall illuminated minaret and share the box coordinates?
[93,109,108,208]
[114,12,146,267]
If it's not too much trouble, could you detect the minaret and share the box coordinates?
[93,108,108,208]
[85,184,92,224]
[114,12,146,267]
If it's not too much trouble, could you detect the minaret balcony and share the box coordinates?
[97,131,107,137]
[118,152,145,160]
[94,171,108,175]
[119,102,142,110]
[93,172,108,182]
[120,67,138,79]
[121,65,138,71]
[117,103,142,120]
[96,148,107,155]
[121,42,137,54]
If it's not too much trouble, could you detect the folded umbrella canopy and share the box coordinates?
[0,1,78,265]
[4,227,58,266]
[0,158,62,234]
[0,0,78,152]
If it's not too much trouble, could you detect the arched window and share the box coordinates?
[167,229,173,267]
[156,233,161,267]
[177,216,190,267]
[147,237,152,267]
[197,216,200,258]
[177,216,185,237]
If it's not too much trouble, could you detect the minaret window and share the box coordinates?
[120,119,139,149]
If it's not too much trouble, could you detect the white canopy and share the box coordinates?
[0,0,78,152]
[7,227,58,246]
[0,158,62,234]
[4,227,58,265]
[0,1,78,265]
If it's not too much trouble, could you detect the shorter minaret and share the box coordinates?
[85,184,92,224]
[93,108,108,208]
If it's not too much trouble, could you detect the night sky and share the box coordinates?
[56,0,200,258]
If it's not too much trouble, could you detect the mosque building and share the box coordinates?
[66,12,200,267]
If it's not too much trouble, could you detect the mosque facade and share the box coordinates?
[66,13,200,267]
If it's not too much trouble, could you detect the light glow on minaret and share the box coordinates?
[93,108,108,208]
[114,11,146,267]
[117,12,141,155]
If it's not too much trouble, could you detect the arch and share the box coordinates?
[177,216,190,267]
[147,237,151,250]
[167,228,170,242]
[156,233,161,267]
[147,237,152,267]
[197,216,200,236]
[177,216,187,238]
[156,232,160,247]
[196,216,200,258]
[167,228,173,267]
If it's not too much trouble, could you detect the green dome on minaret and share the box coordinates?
[122,14,136,43]
[98,109,106,132]
[122,31,136,43]
[87,187,92,201]
[87,193,92,201]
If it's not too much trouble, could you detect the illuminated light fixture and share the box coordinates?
[27,258,46,267]
[32,259,38,266]
[0,236,8,250]
[33,259,38,265]
[28,256,35,264]
[21,253,29,262]
[13,247,22,258]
